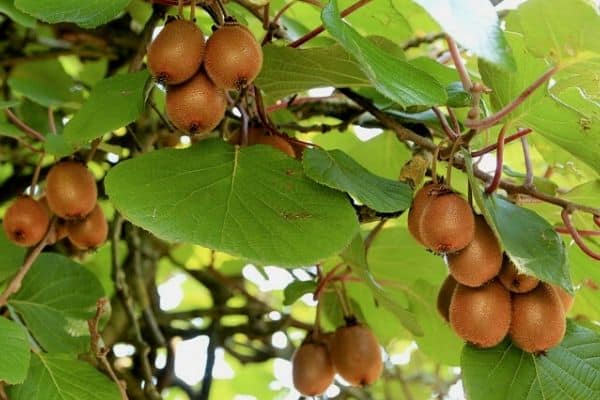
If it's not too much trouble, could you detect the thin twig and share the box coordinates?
[561,208,600,261]
[520,136,534,188]
[471,128,532,157]
[485,124,507,193]
[446,106,461,135]
[466,66,558,130]
[29,152,45,195]
[288,0,372,48]
[445,35,472,91]
[432,107,458,140]
[47,107,57,135]
[364,219,387,252]
[5,109,45,141]
[555,227,600,236]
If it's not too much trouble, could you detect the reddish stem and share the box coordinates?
[467,66,558,130]
[485,124,507,194]
[432,106,458,140]
[5,109,45,141]
[594,215,600,228]
[555,227,600,236]
[288,0,372,48]
[313,263,344,301]
[445,35,472,91]
[471,128,532,157]
[561,208,600,261]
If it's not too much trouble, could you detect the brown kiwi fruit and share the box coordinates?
[550,284,574,313]
[437,275,458,322]
[2,196,50,247]
[498,257,539,293]
[447,215,502,287]
[166,70,227,133]
[292,341,335,396]
[449,280,511,348]
[203,23,263,89]
[329,323,383,386]
[147,19,205,85]
[417,186,475,253]
[67,204,108,250]
[229,128,296,157]
[407,182,443,245]
[46,161,97,220]
[510,283,566,353]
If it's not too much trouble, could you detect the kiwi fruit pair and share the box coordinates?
[292,322,382,395]
[148,18,263,134]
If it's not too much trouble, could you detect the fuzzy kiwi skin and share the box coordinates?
[229,129,296,157]
[329,324,383,386]
[46,161,97,220]
[449,280,511,348]
[447,215,502,287]
[2,196,50,247]
[166,71,227,133]
[147,19,205,85]
[67,204,108,250]
[437,275,458,322]
[550,284,574,313]
[203,24,263,89]
[407,182,443,245]
[510,283,566,353]
[498,258,539,293]
[292,342,335,396]
[417,188,475,253]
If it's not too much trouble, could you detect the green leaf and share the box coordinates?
[256,44,370,102]
[9,353,121,400]
[0,318,30,384]
[106,140,359,267]
[321,0,446,107]
[342,0,412,42]
[552,58,600,101]
[0,230,25,283]
[506,0,600,62]
[0,100,21,110]
[64,71,149,146]
[413,0,515,70]
[9,253,105,352]
[0,0,36,27]
[8,60,82,108]
[283,280,316,306]
[446,81,471,108]
[462,321,600,400]
[302,148,412,212]
[463,151,571,292]
[15,0,131,28]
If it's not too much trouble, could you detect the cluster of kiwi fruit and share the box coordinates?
[292,318,383,397]
[2,161,108,250]
[408,181,573,353]
[147,16,263,134]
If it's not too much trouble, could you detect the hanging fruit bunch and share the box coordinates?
[146,12,263,135]
[409,180,573,353]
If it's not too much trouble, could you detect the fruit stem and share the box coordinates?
[431,144,442,185]
[445,35,473,92]
[177,0,184,17]
[445,137,462,188]
[313,263,344,301]
[47,107,57,135]
[561,208,600,260]
[29,152,45,195]
[485,124,508,194]
[4,108,45,142]
[334,282,352,317]
[432,106,458,140]
[520,136,534,188]
[471,128,533,157]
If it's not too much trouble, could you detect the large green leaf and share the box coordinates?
[463,152,571,291]
[0,230,26,283]
[341,0,412,42]
[506,0,600,62]
[0,318,30,384]
[413,0,515,70]
[462,321,600,400]
[256,44,370,102]
[321,0,446,107]
[8,60,82,108]
[0,0,36,27]
[64,71,149,146]
[15,0,131,28]
[9,353,121,400]
[9,253,105,353]
[105,140,359,267]
[302,148,412,212]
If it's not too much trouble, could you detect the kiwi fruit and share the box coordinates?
[329,323,383,386]
[2,196,50,247]
[166,70,227,133]
[416,186,475,253]
[510,283,566,353]
[147,19,205,85]
[449,280,511,348]
[292,341,335,396]
[437,275,458,322]
[67,204,108,250]
[203,23,263,89]
[447,215,502,287]
[551,284,574,313]
[230,128,296,157]
[407,182,443,245]
[46,161,97,220]
[498,257,539,293]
